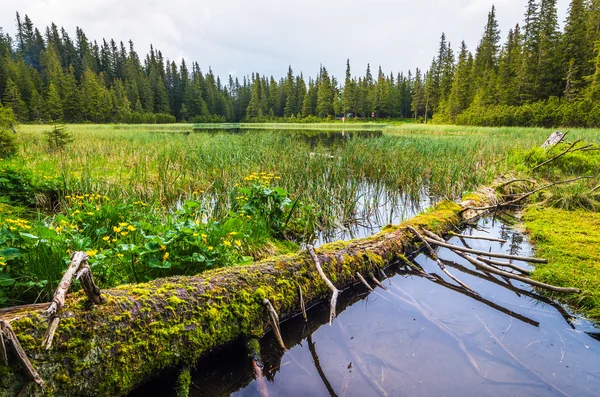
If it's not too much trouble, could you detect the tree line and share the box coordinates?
[1,0,600,126]
[0,13,415,124]
[429,0,600,127]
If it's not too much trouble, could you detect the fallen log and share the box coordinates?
[0,199,472,397]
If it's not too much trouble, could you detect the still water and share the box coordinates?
[132,217,600,397]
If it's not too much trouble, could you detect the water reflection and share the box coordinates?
[184,217,600,397]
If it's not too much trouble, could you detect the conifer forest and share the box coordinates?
[1,0,600,126]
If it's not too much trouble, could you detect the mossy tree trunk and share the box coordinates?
[0,195,492,396]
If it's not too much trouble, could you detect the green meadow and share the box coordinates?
[1,123,600,308]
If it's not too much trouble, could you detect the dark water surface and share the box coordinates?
[132,217,600,397]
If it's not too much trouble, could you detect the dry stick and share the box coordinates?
[461,254,580,294]
[370,276,388,290]
[76,264,103,305]
[590,184,600,194]
[422,229,579,293]
[476,256,531,275]
[440,257,574,327]
[45,251,89,317]
[306,332,338,397]
[422,237,548,264]
[0,327,7,365]
[531,139,581,171]
[308,245,340,326]
[41,316,61,350]
[0,320,44,388]
[263,299,286,351]
[449,232,507,243]
[421,265,540,327]
[406,226,478,295]
[475,316,570,397]
[247,338,269,397]
[356,273,374,291]
[468,176,592,212]
[298,284,307,321]
[497,179,537,188]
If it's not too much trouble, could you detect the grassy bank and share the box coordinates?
[525,207,600,320]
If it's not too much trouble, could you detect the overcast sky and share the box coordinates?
[0,0,569,80]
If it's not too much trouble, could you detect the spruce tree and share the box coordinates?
[2,78,28,121]
[46,82,63,121]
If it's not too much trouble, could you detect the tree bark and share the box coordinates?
[0,199,476,396]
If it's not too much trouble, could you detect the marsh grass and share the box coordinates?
[3,123,600,306]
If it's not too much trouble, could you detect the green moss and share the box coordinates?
[175,367,191,397]
[401,200,461,234]
[524,206,600,320]
[167,296,186,306]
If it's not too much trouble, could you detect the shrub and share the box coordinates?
[45,124,74,152]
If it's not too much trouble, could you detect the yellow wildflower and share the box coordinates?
[120,231,128,237]
[127,225,136,231]
[119,222,128,227]
[113,226,121,233]
[208,246,213,251]
[193,233,199,237]
[234,240,242,247]
[103,236,110,241]
[160,245,167,251]
[117,253,124,258]
[223,240,232,247]
[163,252,170,261]
[86,249,98,257]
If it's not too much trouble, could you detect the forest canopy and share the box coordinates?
[0,0,599,126]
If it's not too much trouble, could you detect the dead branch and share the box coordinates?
[263,299,286,350]
[308,245,340,326]
[75,263,103,305]
[422,237,547,264]
[590,184,600,194]
[298,284,307,321]
[0,321,44,388]
[407,226,478,294]
[356,273,373,291]
[41,316,60,350]
[497,179,536,189]
[370,276,388,290]
[541,131,567,149]
[247,339,269,397]
[45,252,89,317]
[0,327,6,365]
[460,254,579,293]
[449,232,507,243]
[468,176,592,212]
[531,139,581,171]
[475,256,531,275]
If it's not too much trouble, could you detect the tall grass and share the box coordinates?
[10,124,600,231]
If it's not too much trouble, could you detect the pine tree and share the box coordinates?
[46,82,63,121]
[2,78,28,121]
[445,42,474,121]
[61,66,81,122]
[562,0,591,100]
[536,0,561,99]
[316,66,334,118]
[411,68,425,120]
